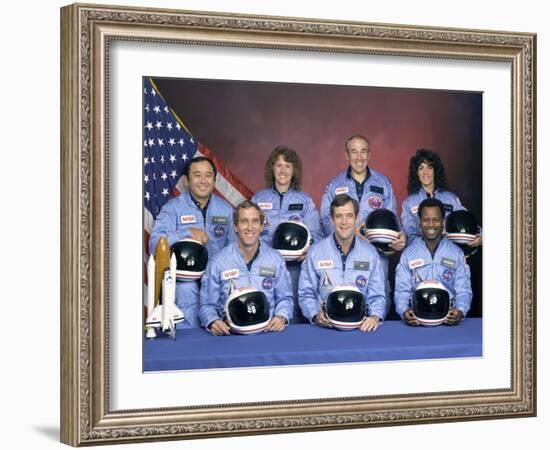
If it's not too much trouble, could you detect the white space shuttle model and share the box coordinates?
[145,250,184,340]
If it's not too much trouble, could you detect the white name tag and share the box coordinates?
[409,258,425,270]
[180,215,197,224]
[335,186,349,195]
[257,202,273,210]
[318,260,334,269]
[222,269,240,280]
[411,206,419,214]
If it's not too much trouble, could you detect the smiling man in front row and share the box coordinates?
[199,200,293,335]
[394,198,472,326]
[298,194,387,332]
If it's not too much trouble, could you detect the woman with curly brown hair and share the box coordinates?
[401,149,481,248]
[252,146,323,322]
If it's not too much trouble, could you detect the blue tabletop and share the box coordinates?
[143,318,482,371]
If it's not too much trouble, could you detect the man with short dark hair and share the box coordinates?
[199,200,293,335]
[299,194,386,332]
[149,156,235,328]
[394,198,472,326]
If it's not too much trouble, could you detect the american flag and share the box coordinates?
[143,77,254,258]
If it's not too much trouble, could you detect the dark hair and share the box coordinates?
[264,146,303,191]
[418,198,445,219]
[184,156,217,179]
[330,194,359,218]
[406,149,449,195]
[233,200,265,226]
[344,135,370,153]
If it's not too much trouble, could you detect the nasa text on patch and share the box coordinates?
[443,203,454,212]
[317,259,334,269]
[222,268,240,280]
[180,215,197,224]
[409,258,425,270]
[335,186,349,195]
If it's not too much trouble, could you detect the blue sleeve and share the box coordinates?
[394,255,414,318]
[149,202,190,254]
[365,254,387,319]
[401,198,419,243]
[273,259,294,321]
[302,196,324,244]
[384,180,400,228]
[298,252,321,322]
[198,259,223,328]
[453,257,473,316]
[320,183,334,237]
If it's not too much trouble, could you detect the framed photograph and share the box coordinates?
[60,3,536,446]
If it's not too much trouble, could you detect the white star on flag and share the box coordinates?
[168,138,175,146]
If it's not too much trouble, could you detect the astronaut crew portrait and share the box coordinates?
[145,133,482,338]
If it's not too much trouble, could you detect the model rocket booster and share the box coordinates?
[145,253,184,339]
[145,254,157,339]
[154,236,170,307]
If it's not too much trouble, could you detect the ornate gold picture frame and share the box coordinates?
[60,3,536,446]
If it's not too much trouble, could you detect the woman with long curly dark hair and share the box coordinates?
[401,149,481,248]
